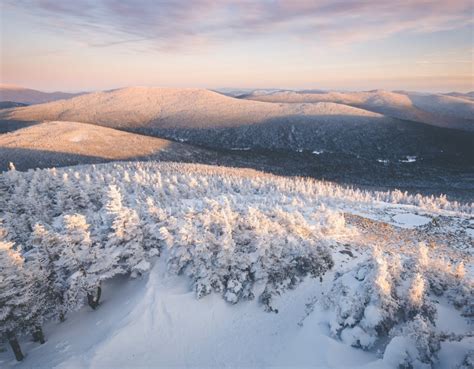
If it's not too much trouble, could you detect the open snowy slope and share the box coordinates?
[244,90,474,131]
[2,262,388,369]
[3,259,472,369]
[0,121,213,171]
[1,87,472,160]
[0,84,83,105]
[0,162,472,368]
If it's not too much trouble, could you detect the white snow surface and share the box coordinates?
[392,213,431,228]
[2,259,470,369]
[0,261,388,369]
[57,263,382,369]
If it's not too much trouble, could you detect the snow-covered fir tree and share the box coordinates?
[0,240,28,361]
[27,224,69,322]
[106,185,150,277]
[60,214,104,310]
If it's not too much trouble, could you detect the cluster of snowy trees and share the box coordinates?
[326,242,471,368]
[0,185,158,361]
[166,198,335,310]
[0,163,471,249]
[0,162,471,362]
[0,162,353,360]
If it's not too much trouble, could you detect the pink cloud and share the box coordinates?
[5,0,473,50]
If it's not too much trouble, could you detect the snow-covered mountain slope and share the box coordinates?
[406,92,473,121]
[1,121,472,202]
[0,84,84,105]
[444,91,474,102]
[0,86,390,129]
[0,162,472,368]
[244,90,474,131]
[1,87,472,160]
[0,121,213,171]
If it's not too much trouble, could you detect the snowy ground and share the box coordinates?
[1,261,385,369]
[2,255,471,369]
[0,162,472,368]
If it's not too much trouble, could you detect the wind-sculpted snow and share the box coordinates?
[0,162,472,367]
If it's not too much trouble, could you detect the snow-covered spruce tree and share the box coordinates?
[0,166,17,214]
[55,173,90,214]
[404,272,436,323]
[106,185,150,277]
[59,214,105,310]
[0,240,28,361]
[140,197,171,257]
[0,223,46,346]
[445,261,473,318]
[383,269,438,368]
[412,242,472,317]
[384,315,440,369]
[327,246,400,349]
[27,223,69,322]
[22,268,47,345]
[326,243,441,364]
[24,171,56,230]
[30,169,64,223]
[0,173,35,247]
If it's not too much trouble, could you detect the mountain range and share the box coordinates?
[1,85,472,199]
[1,87,472,160]
[0,84,84,104]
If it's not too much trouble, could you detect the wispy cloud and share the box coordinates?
[5,0,474,51]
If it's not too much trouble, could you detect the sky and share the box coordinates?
[1,0,473,92]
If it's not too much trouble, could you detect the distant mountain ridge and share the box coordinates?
[1,86,472,163]
[0,84,84,104]
[242,89,474,131]
[444,91,474,101]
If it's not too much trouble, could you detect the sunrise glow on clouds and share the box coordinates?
[1,0,473,92]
